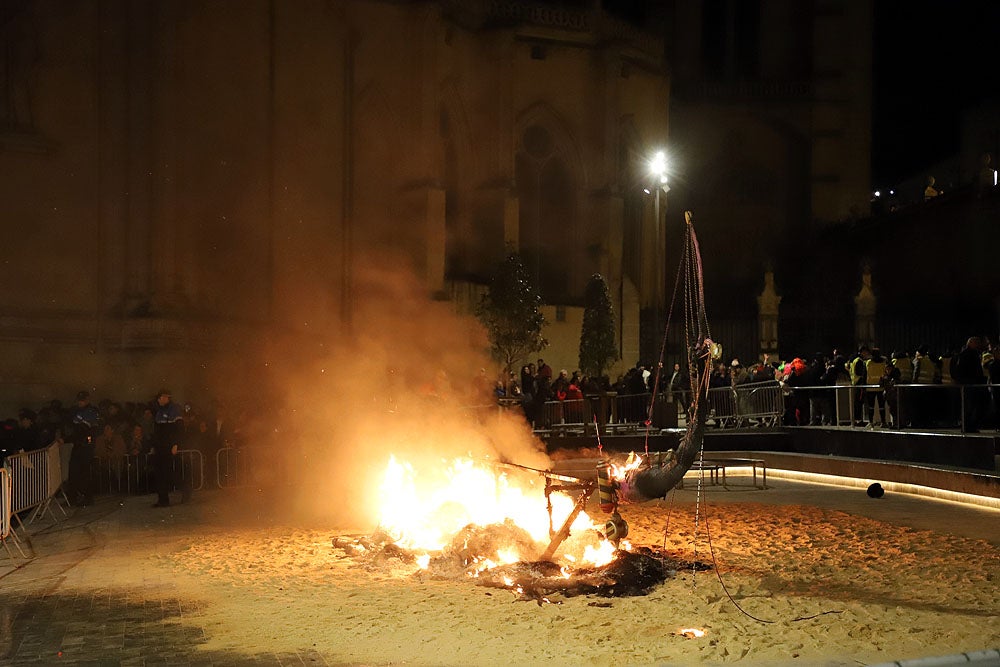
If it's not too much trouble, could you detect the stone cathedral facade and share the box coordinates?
[0,1,673,410]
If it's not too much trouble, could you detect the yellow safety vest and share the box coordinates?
[912,356,936,384]
[848,356,865,385]
[865,359,887,392]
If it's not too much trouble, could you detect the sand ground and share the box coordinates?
[3,472,999,667]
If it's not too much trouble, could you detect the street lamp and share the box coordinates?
[648,150,670,311]
[649,150,669,190]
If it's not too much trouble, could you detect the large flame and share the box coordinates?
[377,455,613,565]
[608,451,644,482]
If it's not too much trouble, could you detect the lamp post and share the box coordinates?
[647,150,669,321]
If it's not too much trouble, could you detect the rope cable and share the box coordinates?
[656,211,843,625]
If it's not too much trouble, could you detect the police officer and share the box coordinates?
[151,388,185,507]
[69,390,100,506]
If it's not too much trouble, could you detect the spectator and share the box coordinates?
[801,354,827,425]
[864,349,889,428]
[951,337,986,433]
[95,423,126,459]
[94,423,127,490]
[848,345,872,426]
[669,362,688,421]
[880,356,902,428]
[68,390,100,507]
[730,359,750,386]
[553,369,570,400]
[781,358,808,425]
[14,408,46,452]
[910,345,938,428]
[151,388,186,507]
[37,399,67,443]
[536,359,553,382]
[126,423,145,456]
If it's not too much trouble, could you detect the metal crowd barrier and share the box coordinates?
[216,446,256,488]
[91,450,206,495]
[537,399,589,433]
[532,393,680,435]
[733,382,784,426]
[783,382,994,432]
[4,442,67,525]
[704,382,785,428]
[0,467,26,560]
[706,386,738,427]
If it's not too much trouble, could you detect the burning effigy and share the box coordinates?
[329,214,720,603]
[329,449,713,603]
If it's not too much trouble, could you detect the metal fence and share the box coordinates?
[531,392,682,435]
[1,468,10,540]
[781,382,997,432]
[704,382,785,428]
[90,450,206,496]
[4,443,66,524]
[216,446,258,488]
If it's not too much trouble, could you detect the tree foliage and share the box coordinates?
[476,252,547,378]
[578,273,618,379]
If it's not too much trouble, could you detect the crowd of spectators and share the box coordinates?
[4,335,996,468]
[749,336,998,431]
[497,336,999,433]
[0,390,242,502]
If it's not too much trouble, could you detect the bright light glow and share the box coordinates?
[678,628,706,639]
[764,468,1000,511]
[377,455,600,559]
[873,190,881,198]
[649,150,667,180]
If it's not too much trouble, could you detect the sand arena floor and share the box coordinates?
[1,472,998,667]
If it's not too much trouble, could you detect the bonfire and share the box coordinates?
[331,213,717,604]
[330,454,711,604]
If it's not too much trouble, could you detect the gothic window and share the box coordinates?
[516,123,578,303]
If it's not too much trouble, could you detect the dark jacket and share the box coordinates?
[951,347,984,385]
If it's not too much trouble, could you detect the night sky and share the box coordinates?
[872,0,1000,188]
[604,0,1000,190]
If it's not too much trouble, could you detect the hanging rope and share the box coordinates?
[654,212,843,624]
[643,211,710,458]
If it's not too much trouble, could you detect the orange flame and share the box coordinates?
[377,455,618,567]
[608,452,644,482]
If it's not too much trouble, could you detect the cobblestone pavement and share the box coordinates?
[0,492,359,667]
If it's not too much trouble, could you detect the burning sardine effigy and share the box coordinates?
[331,524,710,604]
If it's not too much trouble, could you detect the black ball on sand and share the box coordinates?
[867,483,885,498]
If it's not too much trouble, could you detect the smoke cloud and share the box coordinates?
[209,256,551,529]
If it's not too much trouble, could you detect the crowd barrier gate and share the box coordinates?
[216,447,256,489]
[1,442,67,559]
[91,450,205,496]
[4,443,67,526]
[0,467,24,559]
[702,382,785,428]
